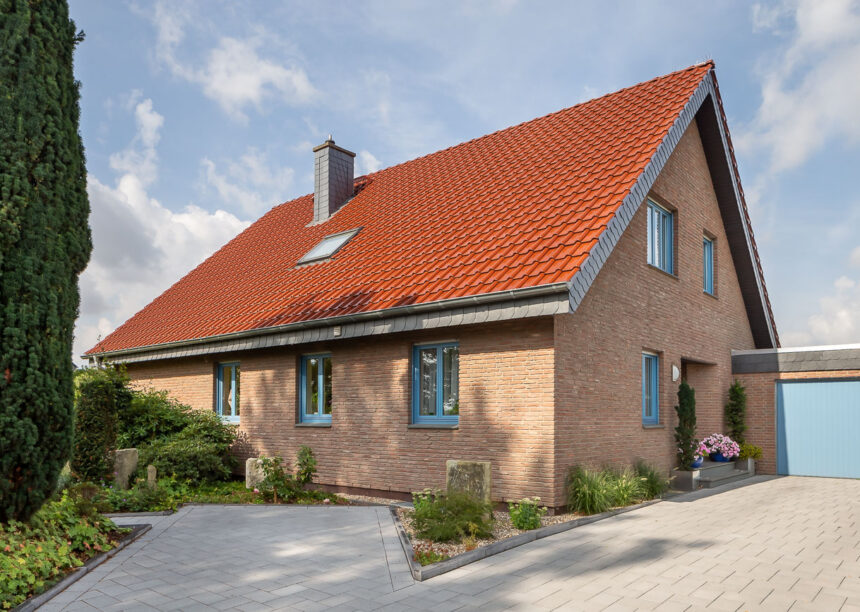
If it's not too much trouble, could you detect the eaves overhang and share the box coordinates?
[86,283,570,364]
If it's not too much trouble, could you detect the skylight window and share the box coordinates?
[298,229,359,264]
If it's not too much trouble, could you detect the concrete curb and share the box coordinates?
[391,499,662,581]
[13,524,151,612]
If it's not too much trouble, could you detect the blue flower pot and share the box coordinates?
[691,456,703,468]
[710,452,730,463]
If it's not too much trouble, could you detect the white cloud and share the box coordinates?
[782,271,860,346]
[741,0,860,173]
[201,149,294,216]
[75,96,250,361]
[151,1,317,121]
[851,245,860,268]
[356,150,382,175]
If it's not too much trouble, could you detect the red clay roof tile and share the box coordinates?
[87,63,718,355]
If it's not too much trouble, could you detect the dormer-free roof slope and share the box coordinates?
[87,62,777,359]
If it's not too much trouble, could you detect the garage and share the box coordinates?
[732,344,860,478]
[776,379,860,478]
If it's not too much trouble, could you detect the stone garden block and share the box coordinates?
[246,457,265,489]
[114,448,139,490]
[446,460,491,504]
[146,464,157,489]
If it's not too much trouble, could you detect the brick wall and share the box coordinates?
[126,319,556,504]
[553,122,757,505]
[736,369,860,474]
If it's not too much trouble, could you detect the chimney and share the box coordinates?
[312,135,356,224]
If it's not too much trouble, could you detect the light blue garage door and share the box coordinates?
[777,379,860,478]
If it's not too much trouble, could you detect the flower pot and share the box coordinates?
[710,452,730,462]
[691,456,703,468]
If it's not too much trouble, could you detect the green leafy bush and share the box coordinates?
[116,390,189,449]
[634,460,670,499]
[411,488,437,513]
[606,468,645,507]
[72,366,132,482]
[295,445,317,487]
[725,380,748,443]
[1,493,122,609]
[138,437,234,484]
[508,497,546,530]
[738,442,762,460]
[567,466,611,515]
[119,392,237,486]
[411,490,494,543]
[258,456,300,503]
[674,381,698,470]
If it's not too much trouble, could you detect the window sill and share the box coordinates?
[704,291,718,300]
[408,423,459,430]
[295,422,332,428]
[642,423,664,429]
[647,264,678,280]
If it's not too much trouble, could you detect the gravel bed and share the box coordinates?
[397,507,582,560]
[339,493,408,506]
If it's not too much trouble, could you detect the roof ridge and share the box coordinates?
[351,62,713,183]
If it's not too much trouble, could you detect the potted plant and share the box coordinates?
[701,433,740,462]
[690,441,709,468]
[736,442,762,474]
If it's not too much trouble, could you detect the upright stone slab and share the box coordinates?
[146,465,157,489]
[114,448,139,490]
[446,460,491,504]
[246,457,264,489]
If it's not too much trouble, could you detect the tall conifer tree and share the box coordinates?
[0,0,92,522]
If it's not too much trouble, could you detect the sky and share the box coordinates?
[67,0,860,361]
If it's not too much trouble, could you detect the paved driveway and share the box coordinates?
[41,476,860,611]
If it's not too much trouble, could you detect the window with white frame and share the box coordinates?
[646,200,674,274]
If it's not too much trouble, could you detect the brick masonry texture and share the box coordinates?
[553,122,757,505]
[128,319,557,505]
[736,369,860,474]
[127,122,759,508]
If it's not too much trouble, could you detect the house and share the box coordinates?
[85,62,779,508]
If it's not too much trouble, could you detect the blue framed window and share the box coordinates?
[646,200,674,274]
[412,343,459,424]
[216,363,240,423]
[300,354,332,423]
[703,237,714,295]
[641,353,659,425]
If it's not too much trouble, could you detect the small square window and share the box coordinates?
[641,353,659,425]
[298,229,359,264]
[216,363,240,423]
[646,200,674,274]
[412,343,459,424]
[300,354,332,422]
[703,237,715,295]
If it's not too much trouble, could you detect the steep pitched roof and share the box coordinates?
[87,62,777,359]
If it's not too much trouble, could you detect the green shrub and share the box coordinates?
[72,366,132,482]
[412,491,494,543]
[126,396,237,486]
[258,456,300,503]
[412,488,438,513]
[93,479,185,513]
[725,380,748,443]
[738,442,762,460]
[295,445,317,487]
[1,493,121,608]
[567,466,611,515]
[116,390,190,449]
[606,468,645,507]
[508,497,546,530]
[138,437,233,484]
[634,460,670,499]
[674,381,698,470]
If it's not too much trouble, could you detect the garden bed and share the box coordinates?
[393,499,662,581]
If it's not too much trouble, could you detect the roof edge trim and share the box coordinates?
[565,69,777,348]
[86,282,571,362]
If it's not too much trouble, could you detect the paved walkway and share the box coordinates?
[41,476,860,611]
